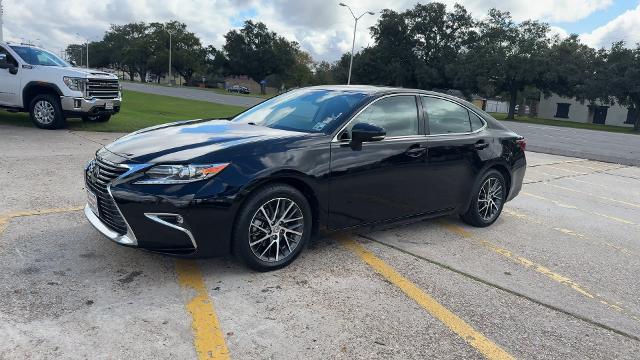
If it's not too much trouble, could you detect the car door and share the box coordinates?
[421,96,487,210]
[328,94,430,229]
[0,46,20,106]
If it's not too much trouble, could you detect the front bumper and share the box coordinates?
[60,96,121,115]
[84,204,137,246]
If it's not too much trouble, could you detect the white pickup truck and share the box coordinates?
[0,41,121,129]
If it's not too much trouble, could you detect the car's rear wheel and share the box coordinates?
[29,94,66,129]
[461,169,506,227]
[82,114,112,122]
[233,184,312,271]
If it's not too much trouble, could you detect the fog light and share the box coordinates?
[74,99,82,108]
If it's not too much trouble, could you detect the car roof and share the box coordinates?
[305,85,466,101]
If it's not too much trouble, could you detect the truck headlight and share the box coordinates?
[133,163,229,184]
[63,77,87,92]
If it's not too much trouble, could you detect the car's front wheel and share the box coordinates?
[233,184,312,271]
[29,94,66,129]
[461,169,506,227]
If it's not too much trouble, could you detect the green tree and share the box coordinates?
[223,20,301,82]
[407,3,476,90]
[600,42,640,131]
[467,9,550,119]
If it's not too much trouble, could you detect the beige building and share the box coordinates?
[537,93,635,127]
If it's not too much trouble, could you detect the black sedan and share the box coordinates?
[84,86,526,271]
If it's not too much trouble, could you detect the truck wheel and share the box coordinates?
[82,114,112,122]
[29,94,66,129]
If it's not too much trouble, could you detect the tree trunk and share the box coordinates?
[634,108,640,132]
[507,88,518,120]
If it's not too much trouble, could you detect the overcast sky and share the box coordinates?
[1,0,639,61]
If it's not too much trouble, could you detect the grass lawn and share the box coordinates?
[122,80,274,99]
[0,90,245,133]
[490,112,639,135]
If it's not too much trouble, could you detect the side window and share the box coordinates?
[422,97,472,134]
[470,112,485,131]
[0,47,18,67]
[351,96,419,137]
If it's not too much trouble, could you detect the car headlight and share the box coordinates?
[133,163,229,184]
[63,77,87,92]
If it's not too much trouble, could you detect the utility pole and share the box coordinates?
[0,0,5,42]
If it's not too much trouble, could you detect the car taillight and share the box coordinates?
[516,138,526,152]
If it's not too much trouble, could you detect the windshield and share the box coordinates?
[10,46,70,67]
[232,89,368,134]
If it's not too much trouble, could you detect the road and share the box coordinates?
[121,82,264,108]
[2,123,640,359]
[503,120,640,166]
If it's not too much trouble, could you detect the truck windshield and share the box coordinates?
[232,89,368,134]
[10,46,70,67]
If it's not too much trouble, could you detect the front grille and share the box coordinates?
[86,79,119,99]
[86,156,129,235]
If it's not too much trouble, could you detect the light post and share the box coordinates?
[165,27,173,86]
[339,3,374,85]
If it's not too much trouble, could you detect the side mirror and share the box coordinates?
[351,122,386,144]
[0,54,18,74]
[70,60,77,67]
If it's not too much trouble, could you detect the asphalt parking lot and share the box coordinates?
[2,123,640,359]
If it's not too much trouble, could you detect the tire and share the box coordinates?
[29,94,66,129]
[461,169,506,227]
[82,114,112,122]
[233,184,312,271]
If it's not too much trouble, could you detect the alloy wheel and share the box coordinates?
[477,177,504,222]
[248,197,304,263]
[33,100,55,125]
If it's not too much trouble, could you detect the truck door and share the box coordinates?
[0,46,20,106]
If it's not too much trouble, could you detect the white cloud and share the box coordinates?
[580,3,640,48]
[0,0,624,62]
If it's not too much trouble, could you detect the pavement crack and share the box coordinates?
[356,233,640,343]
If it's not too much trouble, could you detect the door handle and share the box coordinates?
[405,145,427,157]
[474,140,489,150]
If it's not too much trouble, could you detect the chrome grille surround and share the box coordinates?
[85,156,129,235]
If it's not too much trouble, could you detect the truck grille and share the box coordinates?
[85,156,129,235]
[86,79,120,99]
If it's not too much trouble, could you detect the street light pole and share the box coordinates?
[339,3,375,85]
[168,31,172,85]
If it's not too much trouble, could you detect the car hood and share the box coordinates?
[104,119,308,163]
[48,66,117,79]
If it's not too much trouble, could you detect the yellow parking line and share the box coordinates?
[546,183,640,209]
[0,206,85,236]
[175,260,230,360]
[546,166,589,175]
[340,235,514,360]
[503,208,638,258]
[568,177,640,197]
[439,222,631,316]
[522,192,638,226]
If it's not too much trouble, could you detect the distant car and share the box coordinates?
[227,85,250,94]
[84,86,526,271]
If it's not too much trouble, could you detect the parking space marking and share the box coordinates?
[545,183,640,209]
[340,235,515,360]
[175,260,230,360]
[438,222,640,321]
[502,208,638,257]
[522,192,638,226]
[567,177,640,197]
[0,206,84,235]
